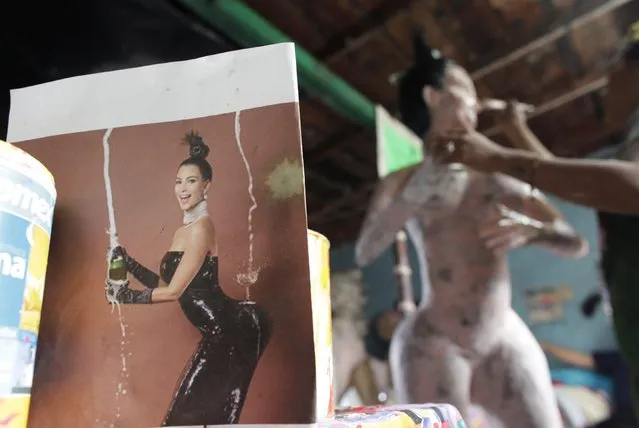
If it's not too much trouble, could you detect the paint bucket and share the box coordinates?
[307,229,334,419]
[0,140,56,428]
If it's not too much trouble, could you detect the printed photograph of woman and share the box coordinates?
[6,45,315,428]
[105,131,271,425]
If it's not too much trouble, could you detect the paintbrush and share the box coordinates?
[480,99,535,114]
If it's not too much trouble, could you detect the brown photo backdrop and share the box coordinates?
[17,103,315,427]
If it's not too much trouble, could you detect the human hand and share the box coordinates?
[105,278,129,303]
[111,245,128,260]
[397,300,417,316]
[490,99,529,134]
[431,131,510,172]
[478,204,545,254]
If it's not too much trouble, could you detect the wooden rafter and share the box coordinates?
[308,182,376,223]
[482,73,610,137]
[310,211,367,246]
[470,0,632,80]
[327,151,377,180]
[305,169,352,193]
[304,127,367,165]
[554,126,627,157]
[316,0,415,61]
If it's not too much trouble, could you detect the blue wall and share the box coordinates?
[330,196,617,365]
[330,238,424,317]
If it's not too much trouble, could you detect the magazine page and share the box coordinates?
[7,43,316,427]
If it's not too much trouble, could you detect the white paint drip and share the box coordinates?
[102,127,129,427]
[249,308,261,361]
[103,128,119,253]
[234,110,259,300]
[194,299,215,320]
[228,388,242,422]
[186,364,203,392]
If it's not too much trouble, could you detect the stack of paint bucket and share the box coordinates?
[308,229,335,419]
[0,140,56,428]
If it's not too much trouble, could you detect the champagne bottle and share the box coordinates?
[109,252,127,282]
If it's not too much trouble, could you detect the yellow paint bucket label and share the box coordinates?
[0,141,56,428]
[307,229,334,419]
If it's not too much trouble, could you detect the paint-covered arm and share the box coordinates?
[503,120,554,159]
[355,166,422,267]
[505,119,639,214]
[438,131,639,215]
[493,153,639,215]
[112,246,159,289]
[524,195,589,258]
[494,100,555,159]
[493,174,589,258]
[497,110,587,256]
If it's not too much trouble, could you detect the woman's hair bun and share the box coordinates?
[397,28,450,137]
[183,130,210,159]
[412,30,443,67]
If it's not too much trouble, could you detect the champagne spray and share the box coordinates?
[102,128,127,283]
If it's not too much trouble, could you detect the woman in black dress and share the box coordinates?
[104,131,272,426]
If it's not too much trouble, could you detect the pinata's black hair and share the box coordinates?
[397,30,452,137]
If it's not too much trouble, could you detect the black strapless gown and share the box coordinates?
[159,252,271,426]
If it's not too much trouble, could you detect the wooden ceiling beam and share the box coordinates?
[470,0,632,80]
[325,151,377,180]
[310,211,366,247]
[308,182,376,223]
[482,73,610,137]
[547,66,639,154]
[316,0,415,61]
[302,128,377,202]
[304,169,352,193]
[325,203,367,222]
[304,127,375,166]
[304,127,362,164]
[554,126,626,158]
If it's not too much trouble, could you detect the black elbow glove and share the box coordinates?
[106,279,153,304]
[113,246,159,289]
[117,286,153,304]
